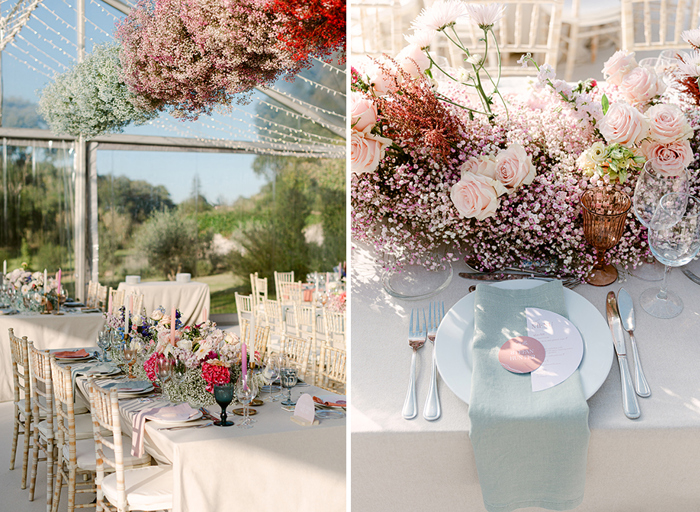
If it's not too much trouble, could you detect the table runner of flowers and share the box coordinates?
[350,1,700,280]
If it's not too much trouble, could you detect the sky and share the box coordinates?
[1,0,343,205]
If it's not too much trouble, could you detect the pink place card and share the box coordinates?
[498,336,546,374]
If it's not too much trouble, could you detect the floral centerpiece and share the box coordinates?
[106,306,264,405]
[4,266,62,312]
[351,1,700,280]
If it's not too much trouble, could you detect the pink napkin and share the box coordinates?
[313,395,347,408]
[54,349,89,359]
[131,403,199,457]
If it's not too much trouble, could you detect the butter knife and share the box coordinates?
[606,292,641,419]
[617,288,651,397]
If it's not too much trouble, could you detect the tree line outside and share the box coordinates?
[1,100,345,313]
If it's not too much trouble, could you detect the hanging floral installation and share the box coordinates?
[116,0,346,120]
[37,43,157,138]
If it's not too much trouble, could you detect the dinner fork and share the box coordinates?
[423,301,444,421]
[402,308,426,420]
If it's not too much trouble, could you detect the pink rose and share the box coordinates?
[602,50,637,85]
[351,130,392,175]
[598,102,650,147]
[365,59,400,96]
[494,143,536,192]
[460,155,496,179]
[395,44,430,79]
[619,66,666,105]
[645,104,693,143]
[450,173,504,221]
[641,139,694,177]
[351,92,377,132]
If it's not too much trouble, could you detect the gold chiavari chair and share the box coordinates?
[9,328,33,490]
[317,343,347,394]
[27,342,56,510]
[88,380,168,512]
[253,325,271,363]
[281,335,312,382]
[273,271,295,301]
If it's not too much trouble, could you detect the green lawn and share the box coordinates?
[196,273,249,314]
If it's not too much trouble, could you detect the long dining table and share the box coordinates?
[0,311,104,402]
[350,244,700,511]
[74,374,345,512]
[117,281,210,326]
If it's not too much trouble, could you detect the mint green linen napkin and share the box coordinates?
[468,280,590,512]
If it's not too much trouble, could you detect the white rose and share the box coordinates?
[150,309,164,321]
[396,44,430,79]
[177,339,193,351]
[602,50,637,85]
[460,155,497,179]
[619,66,666,106]
[351,129,392,175]
[450,173,505,221]
[598,102,650,147]
[494,143,536,192]
[350,91,378,132]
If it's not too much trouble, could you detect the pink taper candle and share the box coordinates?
[203,308,208,323]
[108,293,113,315]
[171,306,176,345]
[56,269,61,296]
[241,343,247,386]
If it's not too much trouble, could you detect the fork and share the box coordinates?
[423,301,444,421]
[402,308,426,420]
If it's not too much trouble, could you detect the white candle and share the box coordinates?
[3,260,6,275]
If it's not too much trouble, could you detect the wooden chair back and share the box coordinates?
[448,0,564,75]
[108,288,125,313]
[323,310,347,348]
[9,328,31,412]
[273,271,295,300]
[250,273,268,310]
[253,325,271,362]
[621,0,700,51]
[281,335,312,381]
[317,343,347,393]
[239,317,251,345]
[262,299,283,335]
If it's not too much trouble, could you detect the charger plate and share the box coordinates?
[435,280,613,403]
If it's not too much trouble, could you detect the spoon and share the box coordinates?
[617,288,651,397]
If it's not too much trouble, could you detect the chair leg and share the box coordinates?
[10,412,19,470]
[565,23,580,82]
[68,466,76,512]
[29,428,39,500]
[21,415,32,489]
[51,464,63,512]
[46,439,55,512]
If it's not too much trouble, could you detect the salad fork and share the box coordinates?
[423,301,445,421]
[402,308,426,420]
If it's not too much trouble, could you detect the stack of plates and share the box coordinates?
[54,350,94,362]
[107,380,154,398]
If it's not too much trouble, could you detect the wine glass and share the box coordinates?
[156,356,173,389]
[235,370,258,429]
[262,353,281,402]
[581,188,631,286]
[122,344,138,379]
[170,358,187,387]
[280,366,299,406]
[640,193,700,318]
[213,383,235,427]
[96,329,111,362]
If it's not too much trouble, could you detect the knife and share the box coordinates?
[617,288,651,397]
[606,292,641,419]
[458,272,556,281]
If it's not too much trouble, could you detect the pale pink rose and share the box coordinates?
[351,130,392,175]
[598,102,650,147]
[365,59,400,96]
[641,139,694,177]
[395,44,430,79]
[350,91,377,132]
[450,173,503,221]
[459,155,497,179]
[645,104,693,143]
[619,66,666,105]
[602,50,637,86]
[494,143,536,192]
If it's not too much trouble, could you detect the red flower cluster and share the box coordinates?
[272,0,346,64]
[143,353,160,382]
[201,362,231,393]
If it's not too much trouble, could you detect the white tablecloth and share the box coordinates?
[351,245,700,511]
[117,281,210,326]
[75,377,345,512]
[0,311,105,402]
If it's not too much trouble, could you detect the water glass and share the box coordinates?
[235,371,258,428]
[280,367,298,406]
[213,383,235,427]
[640,193,700,318]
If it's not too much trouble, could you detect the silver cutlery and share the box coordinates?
[459,272,580,289]
[423,301,445,421]
[402,308,426,420]
[158,421,214,431]
[617,288,651,398]
[606,292,641,419]
[681,268,700,285]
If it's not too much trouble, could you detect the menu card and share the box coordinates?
[526,307,584,392]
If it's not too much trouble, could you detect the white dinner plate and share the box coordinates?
[149,410,203,426]
[435,280,614,403]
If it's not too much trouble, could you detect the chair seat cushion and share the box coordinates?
[67,436,151,471]
[102,465,173,511]
[41,414,107,441]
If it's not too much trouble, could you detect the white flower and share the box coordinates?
[411,0,468,32]
[682,27,700,49]
[466,54,482,65]
[465,3,505,30]
[224,332,238,344]
[177,339,193,351]
[537,63,555,82]
[150,309,164,321]
[678,50,700,77]
[517,53,530,68]
[404,29,436,50]
[455,67,473,82]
